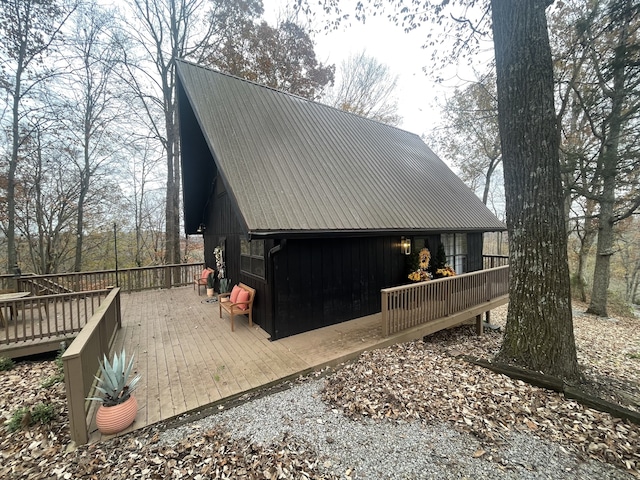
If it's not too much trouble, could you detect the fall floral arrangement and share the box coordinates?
[408,248,433,282]
[436,266,456,278]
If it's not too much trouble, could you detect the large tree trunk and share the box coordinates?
[163,71,182,266]
[492,0,580,381]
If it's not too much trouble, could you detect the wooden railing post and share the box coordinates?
[63,352,89,445]
[164,266,171,289]
[476,314,484,335]
[381,290,389,337]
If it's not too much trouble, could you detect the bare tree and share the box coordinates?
[326,51,401,125]
[432,70,501,206]
[616,217,640,305]
[121,137,165,267]
[551,0,640,316]
[17,119,78,273]
[0,0,75,272]
[60,3,125,272]
[121,0,262,265]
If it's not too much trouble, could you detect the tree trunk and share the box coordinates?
[575,226,596,302]
[74,120,91,272]
[586,1,630,317]
[492,0,580,381]
[481,156,499,205]
[7,64,22,274]
[163,79,181,266]
[574,199,597,303]
[165,4,182,266]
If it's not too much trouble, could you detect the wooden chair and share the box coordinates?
[193,268,214,295]
[219,283,255,331]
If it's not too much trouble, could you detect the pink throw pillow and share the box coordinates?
[230,285,241,303]
[236,290,250,311]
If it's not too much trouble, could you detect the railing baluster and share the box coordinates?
[380,265,509,337]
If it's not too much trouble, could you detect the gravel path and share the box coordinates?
[160,378,634,479]
[2,302,637,479]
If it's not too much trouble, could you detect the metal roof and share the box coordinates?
[176,60,506,236]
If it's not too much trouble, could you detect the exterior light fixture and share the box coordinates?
[196,223,206,234]
[401,237,411,255]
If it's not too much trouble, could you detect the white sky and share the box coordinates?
[261,0,490,138]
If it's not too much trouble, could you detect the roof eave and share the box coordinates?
[247,226,507,240]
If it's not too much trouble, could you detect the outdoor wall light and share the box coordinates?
[401,237,411,255]
[196,223,206,234]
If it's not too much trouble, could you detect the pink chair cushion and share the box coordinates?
[236,290,250,311]
[230,285,241,303]
[200,269,211,280]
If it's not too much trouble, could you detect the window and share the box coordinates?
[441,233,468,274]
[240,238,265,278]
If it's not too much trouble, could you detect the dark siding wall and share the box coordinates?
[199,188,489,340]
[202,185,272,334]
[272,237,407,339]
[467,232,483,272]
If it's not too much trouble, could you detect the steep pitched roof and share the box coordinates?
[176,60,505,236]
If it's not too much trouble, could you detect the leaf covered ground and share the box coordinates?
[0,303,638,479]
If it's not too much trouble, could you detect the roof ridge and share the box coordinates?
[175,58,420,137]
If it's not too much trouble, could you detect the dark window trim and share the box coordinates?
[241,238,266,279]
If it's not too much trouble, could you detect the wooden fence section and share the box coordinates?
[483,255,509,269]
[62,288,122,446]
[381,266,509,337]
[0,290,111,358]
[0,263,204,295]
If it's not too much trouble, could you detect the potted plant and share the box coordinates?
[87,349,141,435]
[206,271,215,297]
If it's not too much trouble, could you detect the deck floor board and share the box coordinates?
[75,286,506,444]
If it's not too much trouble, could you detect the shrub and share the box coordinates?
[7,407,30,432]
[32,403,56,425]
[7,403,57,432]
[0,357,14,371]
[42,347,66,388]
[41,373,64,389]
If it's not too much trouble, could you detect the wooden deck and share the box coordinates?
[89,286,507,442]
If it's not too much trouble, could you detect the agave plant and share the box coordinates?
[87,349,141,407]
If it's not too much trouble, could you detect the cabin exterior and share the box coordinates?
[176,60,505,340]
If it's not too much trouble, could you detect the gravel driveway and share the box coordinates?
[159,377,634,479]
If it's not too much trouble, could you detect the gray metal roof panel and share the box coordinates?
[176,60,506,234]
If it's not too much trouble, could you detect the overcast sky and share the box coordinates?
[261,0,492,138]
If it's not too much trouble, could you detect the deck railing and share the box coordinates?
[62,288,121,445]
[483,255,509,269]
[381,266,509,336]
[0,289,111,346]
[0,263,204,295]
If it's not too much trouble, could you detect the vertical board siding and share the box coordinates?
[272,236,407,339]
[205,187,271,334]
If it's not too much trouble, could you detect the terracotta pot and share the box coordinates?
[96,395,138,435]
